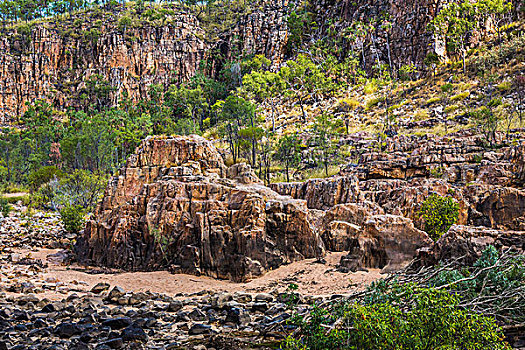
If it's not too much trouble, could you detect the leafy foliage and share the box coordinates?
[60,204,85,234]
[418,194,460,241]
[283,282,510,350]
[32,169,106,212]
[274,135,302,182]
[0,195,11,217]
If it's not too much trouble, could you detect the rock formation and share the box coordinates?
[310,0,441,72]
[77,135,324,282]
[79,134,443,280]
[79,129,525,280]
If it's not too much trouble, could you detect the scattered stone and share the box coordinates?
[91,282,110,294]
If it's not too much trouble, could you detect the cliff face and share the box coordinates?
[0,3,289,123]
[0,13,204,123]
[312,0,440,72]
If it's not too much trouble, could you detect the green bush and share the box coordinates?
[283,283,510,350]
[418,194,459,241]
[27,166,64,192]
[60,205,85,234]
[31,170,106,212]
[0,196,11,217]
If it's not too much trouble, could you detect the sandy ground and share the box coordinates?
[15,248,384,300]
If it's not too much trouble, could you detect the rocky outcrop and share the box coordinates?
[339,215,432,272]
[269,176,360,210]
[77,135,324,282]
[418,225,525,265]
[79,134,439,280]
[80,129,525,280]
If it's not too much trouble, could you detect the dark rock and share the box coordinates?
[168,301,183,312]
[252,302,268,312]
[189,323,212,335]
[91,283,110,294]
[54,322,82,338]
[41,304,56,313]
[189,309,206,321]
[101,317,132,330]
[121,326,148,342]
[107,287,126,302]
[98,338,124,349]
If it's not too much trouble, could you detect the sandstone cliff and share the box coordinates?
[312,0,441,72]
[1,0,494,123]
[0,2,288,123]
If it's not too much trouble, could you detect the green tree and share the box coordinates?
[429,0,481,74]
[280,54,333,121]
[440,82,454,133]
[215,95,257,165]
[274,134,301,182]
[479,0,512,50]
[311,114,338,177]
[418,194,460,241]
[165,84,208,133]
[242,56,285,131]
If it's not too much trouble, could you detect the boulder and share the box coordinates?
[419,225,525,266]
[339,215,432,273]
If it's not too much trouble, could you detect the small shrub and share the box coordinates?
[336,98,360,111]
[472,153,483,163]
[430,166,444,178]
[365,96,383,110]
[426,96,441,105]
[363,80,378,94]
[0,196,11,217]
[450,91,470,102]
[418,194,460,241]
[444,104,460,114]
[413,109,429,121]
[496,81,512,92]
[60,205,85,234]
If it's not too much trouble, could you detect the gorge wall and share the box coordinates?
[0,2,289,123]
[312,0,441,73]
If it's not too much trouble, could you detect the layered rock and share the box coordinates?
[338,215,432,272]
[80,130,525,279]
[77,135,324,282]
